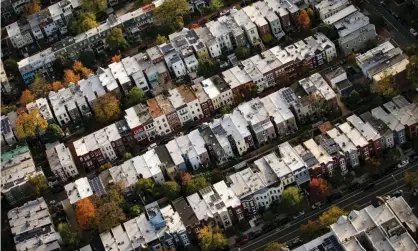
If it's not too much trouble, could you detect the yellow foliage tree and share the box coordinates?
[20,90,35,105]
[92,93,121,122]
[24,0,41,15]
[198,226,227,251]
[73,61,84,72]
[318,206,346,226]
[16,109,48,139]
[63,69,80,85]
[111,55,121,63]
[51,81,65,92]
[297,10,311,30]
[80,67,92,79]
[372,72,398,98]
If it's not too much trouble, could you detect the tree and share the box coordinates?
[407,55,418,88]
[153,0,189,30]
[372,72,398,98]
[95,202,126,232]
[198,226,227,251]
[318,206,345,226]
[45,124,64,142]
[280,187,304,213]
[306,8,314,19]
[111,54,121,63]
[123,152,133,161]
[262,33,273,44]
[318,23,337,39]
[300,220,323,240]
[73,61,84,72]
[100,162,112,172]
[70,12,99,34]
[63,69,80,85]
[20,90,35,105]
[24,0,41,15]
[297,10,311,30]
[235,47,251,60]
[79,50,97,69]
[135,178,161,198]
[92,93,121,122]
[156,34,168,45]
[135,0,153,8]
[52,56,72,79]
[404,44,418,57]
[58,223,81,249]
[185,176,208,195]
[197,59,220,78]
[16,110,48,139]
[75,198,96,230]
[209,0,224,12]
[80,67,93,79]
[262,211,276,223]
[178,171,193,185]
[162,181,181,200]
[106,28,129,51]
[365,158,382,176]
[265,242,287,251]
[403,171,418,189]
[341,90,361,110]
[220,105,231,115]
[106,187,125,206]
[128,205,141,217]
[370,14,385,28]
[3,58,19,76]
[125,87,146,107]
[82,0,107,13]
[29,73,51,98]
[309,178,330,202]
[27,174,48,196]
[51,81,65,92]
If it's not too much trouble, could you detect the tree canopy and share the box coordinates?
[220,105,231,115]
[156,34,168,45]
[318,206,346,226]
[27,174,48,196]
[123,152,133,161]
[51,81,65,92]
[235,47,251,60]
[24,0,41,15]
[111,54,121,63]
[75,198,96,230]
[162,181,181,200]
[280,186,304,212]
[20,90,35,105]
[265,242,287,251]
[92,93,121,122]
[198,226,228,251]
[106,28,129,51]
[100,162,112,172]
[208,0,224,12]
[318,23,337,39]
[135,178,161,199]
[197,59,221,79]
[185,176,208,195]
[16,109,48,139]
[125,87,146,107]
[95,201,126,232]
[63,69,81,85]
[309,178,330,202]
[297,10,311,30]
[4,58,19,76]
[82,0,107,13]
[29,73,51,98]
[372,72,398,98]
[262,33,273,44]
[79,50,97,68]
[70,12,99,35]
[153,0,190,30]
[58,223,81,249]
[45,124,64,142]
[52,56,72,79]
[407,55,418,88]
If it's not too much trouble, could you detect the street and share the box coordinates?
[364,0,418,47]
[236,162,418,251]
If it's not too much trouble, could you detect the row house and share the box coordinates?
[314,134,348,175]
[191,83,215,118]
[205,15,246,51]
[244,2,285,40]
[232,9,261,46]
[261,91,298,138]
[137,49,172,93]
[360,112,395,150]
[1,115,17,146]
[172,197,201,239]
[315,0,351,20]
[278,87,314,124]
[199,124,229,165]
[241,55,275,92]
[108,60,133,94]
[169,85,204,124]
[26,97,55,124]
[18,47,54,84]
[1,60,12,93]
[46,141,78,182]
[6,21,34,50]
[114,119,134,144]
[155,94,181,131]
[323,66,354,97]
[222,66,253,104]
[201,75,234,110]
[384,96,418,139]
[277,142,311,185]
[78,74,107,104]
[347,114,383,156]
[264,0,298,32]
[64,177,94,204]
[227,167,283,218]
[2,0,31,20]
[194,27,222,58]
[125,104,155,142]
[338,122,371,161]
[371,106,406,145]
[302,139,335,177]
[159,43,187,78]
[237,98,276,147]
[73,123,124,169]
[209,120,235,159]
[254,152,295,189]
[169,28,209,62]
[299,73,337,107]
[324,126,360,168]
[323,5,358,25]
[97,67,120,96]
[147,98,172,136]
[48,84,91,127]
[121,56,151,93]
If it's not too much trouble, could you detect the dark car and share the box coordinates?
[348,182,360,192]
[327,192,343,202]
[364,183,375,190]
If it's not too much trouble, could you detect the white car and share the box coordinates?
[411,28,418,37]
[398,159,409,168]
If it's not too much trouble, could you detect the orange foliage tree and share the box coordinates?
[19,90,35,105]
[16,109,48,139]
[309,178,331,202]
[72,61,84,72]
[297,10,311,30]
[111,54,121,63]
[63,69,80,85]
[51,81,64,92]
[75,198,96,230]
[24,0,41,15]
[92,93,121,122]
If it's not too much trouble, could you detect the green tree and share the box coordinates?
[280,187,304,213]
[29,73,51,98]
[82,0,107,13]
[405,44,418,57]
[27,174,48,196]
[153,0,189,30]
[341,90,361,110]
[197,59,220,78]
[262,211,276,223]
[128,204,141,217]
[79,50,97,69]
[162,181,181,200]
[134,0,152,8]
[125,87,146,107]
[70,12,99,34]
[3,58,19,76]
[123,152,133,161]
[106,28,129,51]
[306,8,314,19]
[135,178,161,199]
[100,162,112,172]
[45,124,64,142]
[198,226,227,251]
[220,104,231,115]
[262,33,273,44]
[265,242,287,251]
[407,55,418,88]
[156,34,168,45]
[372,72,398,98]
[52,56,72,79]
[105,186,125,206]
[370,14,385,27]
[235,47,251,60]
[95,202,126,232]
[58,223,81,249]
[318,23,337,39]
[209,0,224,12]
[185,176,208,195]
[318,206,346,226]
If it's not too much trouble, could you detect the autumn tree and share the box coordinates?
[82,0,107,13]
[178,171,193,185]
[197,59,220,78]
[16,109,48,139]
[80,67,93,79]
[92,93,121,122]
[156,34,168,45]
[162,181,181,200]
[297,10,311,30]
[125,87,146,107]
[63,69,80,85]
[51,81,65,92]
[300,220,323,240]
[407,55,418,88]
[318,206,346,226]
[153,0,189,30]
[20,90,35,105]
[198,226,227,251]
[29,73,51,98]
[24,0,41,15]
[372,72,398,98]
[106,28,129,51]
[185,176,208,195]
[309,178,330,202]
[75,198,96,230]
[100,162,112,172]
[58,223,81,249]
[45,124,64,142]
[235,47,251,60]
[73,61,84,72]
[265,242,287,251]
[70,12,99,34]
[280,186,304,213]
[111,54,121,63]
[306,8,314,19]
[52,56,72,79]
[27,174,48,196]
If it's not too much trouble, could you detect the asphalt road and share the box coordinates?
[236,161,418,251]
[364,0,418,47]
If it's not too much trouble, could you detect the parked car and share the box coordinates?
[327,192,343,202]
[234,235,249,247]
[410,28,418,37]
[398,159,409,168]
[348,182,360,192]
[311,202,323,210]
[391,190,403,198]
[364,183,375,190]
